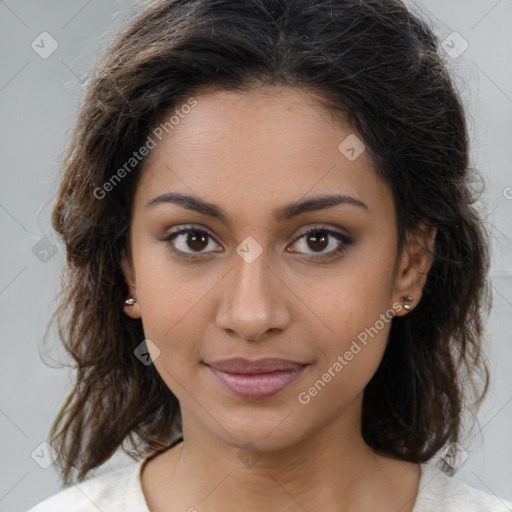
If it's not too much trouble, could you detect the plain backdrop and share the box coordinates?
[0,0,511,510]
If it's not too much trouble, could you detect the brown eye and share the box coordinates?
[289,227,353,261]
[162,226,221,260]
[182,230,209,251]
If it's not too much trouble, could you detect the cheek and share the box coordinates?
[133,263,219,388]
[132,233,210,336]
[297,258,395,394]
[302,258,394,341]
[297,318,391,415]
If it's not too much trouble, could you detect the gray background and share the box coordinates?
[0,0,511,510]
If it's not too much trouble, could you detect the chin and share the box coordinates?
[208,407,308,453]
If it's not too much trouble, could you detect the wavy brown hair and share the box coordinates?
[44,0,492,486]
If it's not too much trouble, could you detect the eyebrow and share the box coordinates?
[145,192,368,223]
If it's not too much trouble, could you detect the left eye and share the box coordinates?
[161,226,353,261]
[289,227,353,261]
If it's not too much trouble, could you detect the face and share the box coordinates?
[121,86,435,452]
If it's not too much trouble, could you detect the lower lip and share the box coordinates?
[206,365,307,399]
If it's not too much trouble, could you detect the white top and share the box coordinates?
[27,456,512,511]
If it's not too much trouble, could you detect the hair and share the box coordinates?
[44,0,492,486]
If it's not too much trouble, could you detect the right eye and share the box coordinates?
[161,225,223,260]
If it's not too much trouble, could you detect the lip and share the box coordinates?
[205,357,308,374]
[204,358,309,399]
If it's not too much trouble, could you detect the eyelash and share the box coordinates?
[160,225,353,262]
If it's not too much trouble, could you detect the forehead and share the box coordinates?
[134,86,393,221]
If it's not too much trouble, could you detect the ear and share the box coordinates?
[392,220,437,316]
[121,248,141,319]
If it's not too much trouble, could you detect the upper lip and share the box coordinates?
[205,357,308,374]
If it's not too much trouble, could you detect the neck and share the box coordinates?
[146,400,420,511]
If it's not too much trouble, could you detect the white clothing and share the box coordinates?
[27,455,512,511]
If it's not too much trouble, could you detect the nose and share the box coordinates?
[215,251,291,342]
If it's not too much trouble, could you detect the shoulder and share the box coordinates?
[27,461,143,512]
[414,463,512,512]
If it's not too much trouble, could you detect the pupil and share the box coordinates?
[309,231,328,252]
[188,231,208,251]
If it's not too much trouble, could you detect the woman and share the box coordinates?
[28,0,511,510]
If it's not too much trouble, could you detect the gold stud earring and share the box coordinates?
[125,298,137,306]
[402,295,414,310]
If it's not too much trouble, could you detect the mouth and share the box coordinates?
[204,357,310,399]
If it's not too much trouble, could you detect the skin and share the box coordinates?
[121,85,436,512]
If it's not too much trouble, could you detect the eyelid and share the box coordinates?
[161,223,218,244]
[293,223,350,240]
[162,223,349,241]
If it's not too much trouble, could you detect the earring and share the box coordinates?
[402,295,414,311]
[125,298,137,306]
